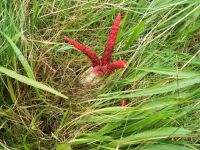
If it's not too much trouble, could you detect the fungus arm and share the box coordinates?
[101,13,121,65]
[64,36,100,66]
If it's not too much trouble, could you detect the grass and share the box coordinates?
[0,0,200,149]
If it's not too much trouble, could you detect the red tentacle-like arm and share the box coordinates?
[64,36,100,67]
[64,13,127,77]
[104,60,127,73]
[92,61,126,76]
[101,13,121,65]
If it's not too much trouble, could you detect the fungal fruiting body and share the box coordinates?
[64,13,127,85]
[122,100,127,107]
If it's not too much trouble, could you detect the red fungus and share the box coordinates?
[64,13,126,76]
[101,13,121,66]
[63,36,100,67]
[104,61,127,73]
[122,100,126,107]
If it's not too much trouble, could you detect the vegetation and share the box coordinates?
[0,0,200,149]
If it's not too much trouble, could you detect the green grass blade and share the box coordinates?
[117,127,192,145]
[123,20,146,51]
[0,31,41,97]
[0,66,68,99]
[143,144,196,150]
[56,143,71,150]
[137,67,200,78]
[102,76,200,99]
[0,31,35,80]
[6,77,17,103]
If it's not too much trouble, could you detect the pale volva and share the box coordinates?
[79,67,101,86]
